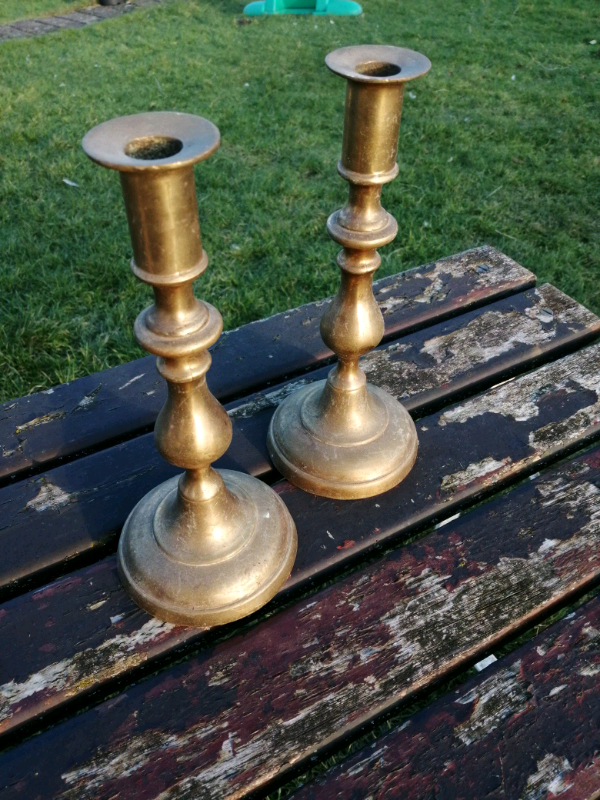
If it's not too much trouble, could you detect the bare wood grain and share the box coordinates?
[3,445,600,798]
[290,595,600,800]
[0,247,532,480]
[2,334,600,741]
[0,284,595,596]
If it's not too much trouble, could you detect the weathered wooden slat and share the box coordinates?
[3,337,600,740]
[0,247,532,480]
[3,445,600,798]
[290,595,600,800]
[0,284,595,596]
[231,283,600,421]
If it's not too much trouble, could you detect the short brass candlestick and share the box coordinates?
[83,112,296,626]
[268,46,430,499]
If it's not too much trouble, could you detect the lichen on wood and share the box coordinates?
[4,445,600,799]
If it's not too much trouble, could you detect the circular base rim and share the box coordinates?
[267,381,418,500]
[117,470,297,627]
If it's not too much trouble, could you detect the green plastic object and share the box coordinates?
[244,0,362,16]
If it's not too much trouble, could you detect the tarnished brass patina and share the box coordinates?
[83,112,296,626]
[268,45,430,499]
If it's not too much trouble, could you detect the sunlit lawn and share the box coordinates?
[0,0,599,401]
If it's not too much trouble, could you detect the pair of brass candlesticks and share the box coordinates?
[83,45,430,627]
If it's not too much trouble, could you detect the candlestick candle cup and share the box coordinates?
[267,46,431,499]
[83,112,297,626]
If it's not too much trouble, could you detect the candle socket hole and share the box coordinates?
[125,136,183,160]
[356,61,400,77]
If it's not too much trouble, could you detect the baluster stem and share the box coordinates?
[83,112,296,626]
[268,46,430,499]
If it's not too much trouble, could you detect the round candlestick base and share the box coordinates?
[267,381,418,500]
[118,470,297,627]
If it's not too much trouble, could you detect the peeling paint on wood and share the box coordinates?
[0,247,533,481]
[231,284,600,422]
[15,411,66,434]
[366,284,598,400]
[454,662,527,745]
[2,264,600,800]
[285,342,600,588]
[2,446,600,798]
[228,378,312,420]
[119,374,145,391]
[378,272,449,313]
[0,557,189,735]
[73,384,102,411]
[4,337,600,735]
[438,339,600,430]
[524,754,574,800]
[2,284,597,594]
[375,245,533,318]
[290,598,600,800]
[440,456,512,494]
[0,618,175,728]
[25,481,74,512]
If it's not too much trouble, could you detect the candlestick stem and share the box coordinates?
[268,46,430,499]
[83,112,296,626]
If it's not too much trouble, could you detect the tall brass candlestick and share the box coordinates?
[83,112,296,626]
[268,46,430,499]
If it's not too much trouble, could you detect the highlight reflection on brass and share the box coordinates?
[83,112,296,627]
[268,46,431,499]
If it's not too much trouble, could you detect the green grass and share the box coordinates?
[0,0,599,401]
[0,0,90,25]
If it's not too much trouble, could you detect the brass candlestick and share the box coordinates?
[268,46,430,499]
[83,112,296,626]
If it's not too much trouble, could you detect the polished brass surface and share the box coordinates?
[83,112,296,626]
[268,46,430,499]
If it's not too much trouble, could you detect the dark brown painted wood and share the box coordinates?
[3,445,600,798]
[3,336,600,739]
[291,594,600,800]
[0,284,595,596]
[0,247,532,480]
[230,283,600,422]
[1,264,598,800]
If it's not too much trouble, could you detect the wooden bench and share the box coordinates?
[1,245,600,798]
